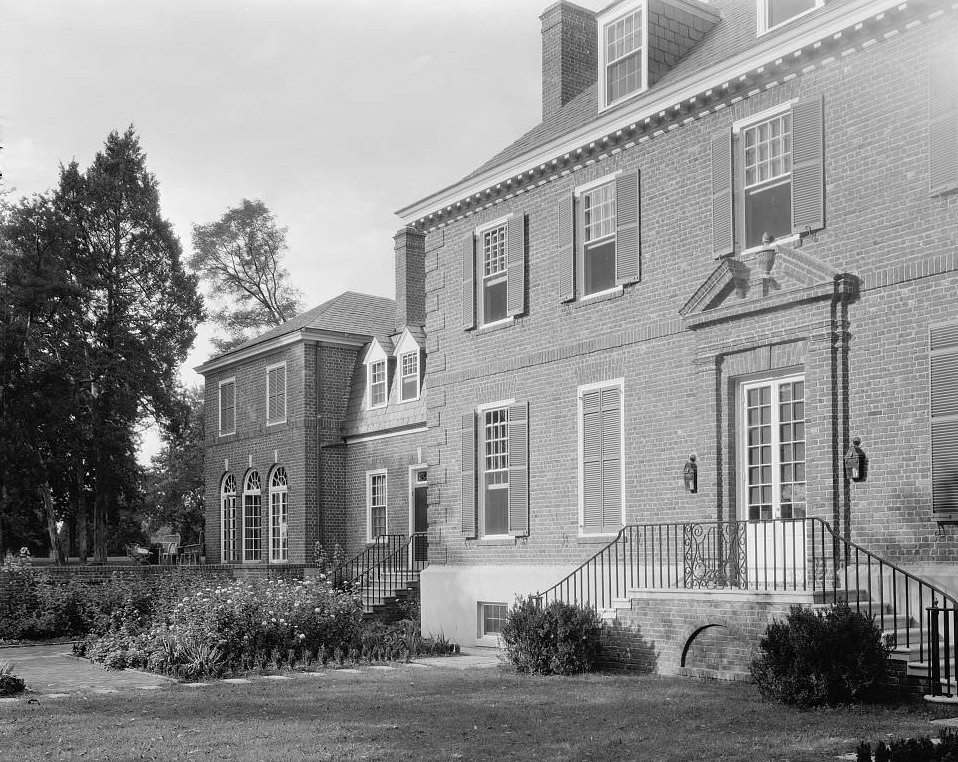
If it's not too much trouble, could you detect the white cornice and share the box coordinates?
[396,0,927,225]
[195,329,371,376]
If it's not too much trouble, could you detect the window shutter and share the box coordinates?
[462,235,475,330]
[711,130,734,257]
[461,412,477,536]
[929,46,958,195]
[506,214,525,317]
[615,169,641,285]
[268,367,285,422]
[508,401,529,537]
[581,390,603,533]
[558,193,576,302]
[600,386,623,533]
[931,324,958,514]
[791,95,825,235]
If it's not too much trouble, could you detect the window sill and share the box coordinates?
[477,537,516,546]
[575,285,624,308]
[218,431,236,439]
[366,404,387,412]
[478,317,515,334]
[577,533,620,544]
[266,419,287,428]
[397,395,421,405]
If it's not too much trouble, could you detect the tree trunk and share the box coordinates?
[0,480,7,556]
[93,488,109,564]
[76,467,88,563]
[39,482,65,565]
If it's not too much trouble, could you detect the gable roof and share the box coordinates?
[399,0,911,225]
[201,291,396,368]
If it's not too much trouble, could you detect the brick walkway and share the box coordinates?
[1,644,173,696]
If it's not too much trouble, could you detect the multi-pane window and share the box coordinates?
[760,0,821,33]
[369,360,387,408]
[243,471,262,562]
[580,383,624,535]
[267,364,286,424]
[269,467,288,563]
[219,380,235,435]
[221,474,237,562]
[743,377,805,521]
[368,471,387,540]
[400,351,419,402]
[479,602,509,638]
[605,8,643,105]
[582,182,617,296]
[742,112,793,249]
[481,224,508,325]
[482,407,509,536]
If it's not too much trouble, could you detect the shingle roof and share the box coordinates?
[458,0,824,185]
[210,291,396,361]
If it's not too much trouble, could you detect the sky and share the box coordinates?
[0,0,605,460]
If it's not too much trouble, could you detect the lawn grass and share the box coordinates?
[1,666,955,761]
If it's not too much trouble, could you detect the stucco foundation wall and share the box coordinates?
[420,564,576,647]
[601,590,814,675]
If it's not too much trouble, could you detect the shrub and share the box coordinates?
[855,730,958,761]
[500,596,602,676]
[750,602,889,707]
[0,660,25,696]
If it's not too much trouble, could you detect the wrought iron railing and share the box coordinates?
[333,534,405,588]
[535,518,958,664]
[928,606,958,698]
[343,533,429,612]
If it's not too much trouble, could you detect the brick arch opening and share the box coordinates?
[681,622,751,676]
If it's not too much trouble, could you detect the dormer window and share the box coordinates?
[369,360,387,408]
[399,351,420,402]
[605,7,644,106]
[758,0,823,35]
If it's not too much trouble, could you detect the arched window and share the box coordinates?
[221,474,237,562]
[243,471,262,562]
[269,467,289,563]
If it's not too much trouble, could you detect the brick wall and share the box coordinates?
[540,0,596,120]
[419,15,958,583]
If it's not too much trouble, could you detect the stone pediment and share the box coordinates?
[679,245,849,328]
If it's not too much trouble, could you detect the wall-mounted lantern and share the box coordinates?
[843,437,867,482]
[683,453,698,494]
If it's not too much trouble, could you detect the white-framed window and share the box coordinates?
[369,359,387,408]
[269,467,288,563]
[266,362,286,425]
[603,5,645,107]
[480,222,509,326]
[478,601,509,641]
[367,469,387,540]
[218,378,236,436]
[243,470,262,562]
[581,180,618,297]
[758,0,823,35]
[462,214,525,331]
[578,380,625,535]
[739,374,806,521]
[399,351,420,402]
[481,405,510,537]
[221,474,238,562]
[737,105,794,251]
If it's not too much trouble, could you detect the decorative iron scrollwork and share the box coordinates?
[683,522,748,589]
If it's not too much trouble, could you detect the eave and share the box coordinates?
[397,0,953,229]
[195,328,372,376]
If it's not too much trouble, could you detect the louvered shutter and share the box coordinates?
[461,412,477,536]
[462,235,475,330]
[931,324,958,514]
[711,131,734,257]
[791,95,825,235]
[506,214,525,317]
[507,402,529,536]
[581,390,603,533]
[615,170,641,285]
[600,386,623,533]
[929,46,958,195]
[558,193,575,302]
[268,366,285,422]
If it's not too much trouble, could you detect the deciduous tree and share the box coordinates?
[190,199,302,352]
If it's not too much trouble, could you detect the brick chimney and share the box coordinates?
[540,1,597,121]
[393,226,426,330]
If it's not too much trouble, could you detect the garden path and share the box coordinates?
[1,644,173,695]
